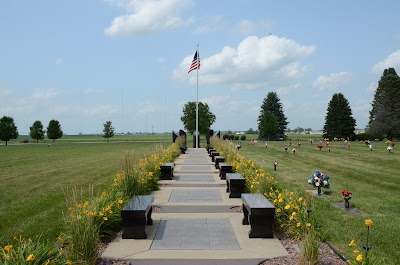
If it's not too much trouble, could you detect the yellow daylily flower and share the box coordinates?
[364,219,373,227]
[284,205,291,210]
[306,223,312,228]
[26,254,35,261]
[353,249,359,255]
[356,254,363,262]
[348,239,357,247]
[3,245,12,251]
[296,222,301,228]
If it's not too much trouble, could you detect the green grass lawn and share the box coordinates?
[2,134,399,262]
[239,138,400,263]
[0,140,165,245]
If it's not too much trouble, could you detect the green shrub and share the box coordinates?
[240,135,246,141]
[223,134,229,140]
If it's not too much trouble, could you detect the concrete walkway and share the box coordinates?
[102,148,288,265]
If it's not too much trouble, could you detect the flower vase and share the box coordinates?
[344,199,350,208]
[317,185,321,195]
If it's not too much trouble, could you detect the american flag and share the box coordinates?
[188,51,200,73]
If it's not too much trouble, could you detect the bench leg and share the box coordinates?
[248,215,274,238]
[226,180,230,192]
[121,214,148,239]
[229,182,244,198]
[242,204,249,225]
[147,207,153,225]
[220,171,226,180]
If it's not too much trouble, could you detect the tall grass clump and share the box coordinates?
[299,226,320,265]
[63,187,100,265]
[0,236,68,265]
[61,141,181,264]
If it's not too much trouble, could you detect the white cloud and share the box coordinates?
[371,50,400,74]
[83,88,107,95]
[136,100,164,116]
[83,105,120,116]
[194,16,227,34]
[276,83,302,95]
[55,58,63,65]
[104,0,193,36]
[236,19,272,34]
[201,95,230,108]
[173,34,316,90]
[367,82,376,94]
[312,72,352,91]
[31,88,59,100]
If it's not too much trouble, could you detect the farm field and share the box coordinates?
[0,139,166,245]
[240,138,400,263]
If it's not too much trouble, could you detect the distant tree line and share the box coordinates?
[0,118,119,145]
[255,67,400,141]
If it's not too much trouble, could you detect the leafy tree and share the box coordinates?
[245,128,256,134]
[323,93,356,140]
[103,120,115,143]
[258,92,288,139]
[0,116,19,145]
[30,120,45,143]
[368,68,400,139]
[47,120,63,142]
[258,111,279,141]
[180,102,216,135]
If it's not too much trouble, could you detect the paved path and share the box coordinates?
[102,148,287,265]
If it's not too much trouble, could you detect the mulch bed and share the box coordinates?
[260,233,346,265]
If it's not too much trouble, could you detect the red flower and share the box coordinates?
[341,190,352,196]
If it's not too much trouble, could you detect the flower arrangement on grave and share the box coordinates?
[307,170,330,194]
[341,189,352,208]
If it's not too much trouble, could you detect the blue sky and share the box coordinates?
[1,0,400,135]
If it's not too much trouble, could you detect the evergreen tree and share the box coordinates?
[323,93,356,140]
[30,120,45,143]
[258,92,288,139]
[180,102,216,135]
[103,120,115,143]
[258,111,279,141]
[47,120,63,142]
[368,68,400,139]
[0,116,19,145]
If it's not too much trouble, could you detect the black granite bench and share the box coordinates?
[226,173,245,197]
[211,151,220,162]
[206,145,214,152]
[208,149,216,156]
[121,195,154,239]
[160,162,174,180]
[214,156,225,169]
[241,193,275,238]
[219,163,232,180]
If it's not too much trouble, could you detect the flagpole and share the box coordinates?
[196,43,199,148]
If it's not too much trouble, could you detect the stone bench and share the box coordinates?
[208,149,216,156]
[121,195,154,239]
[241,193,275,238]
[211,151,220,162]
[226,173,245,197]
[160,162,174,180]
[214,156,225,169]
[206,145,214,152]
[219,163,232,180]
